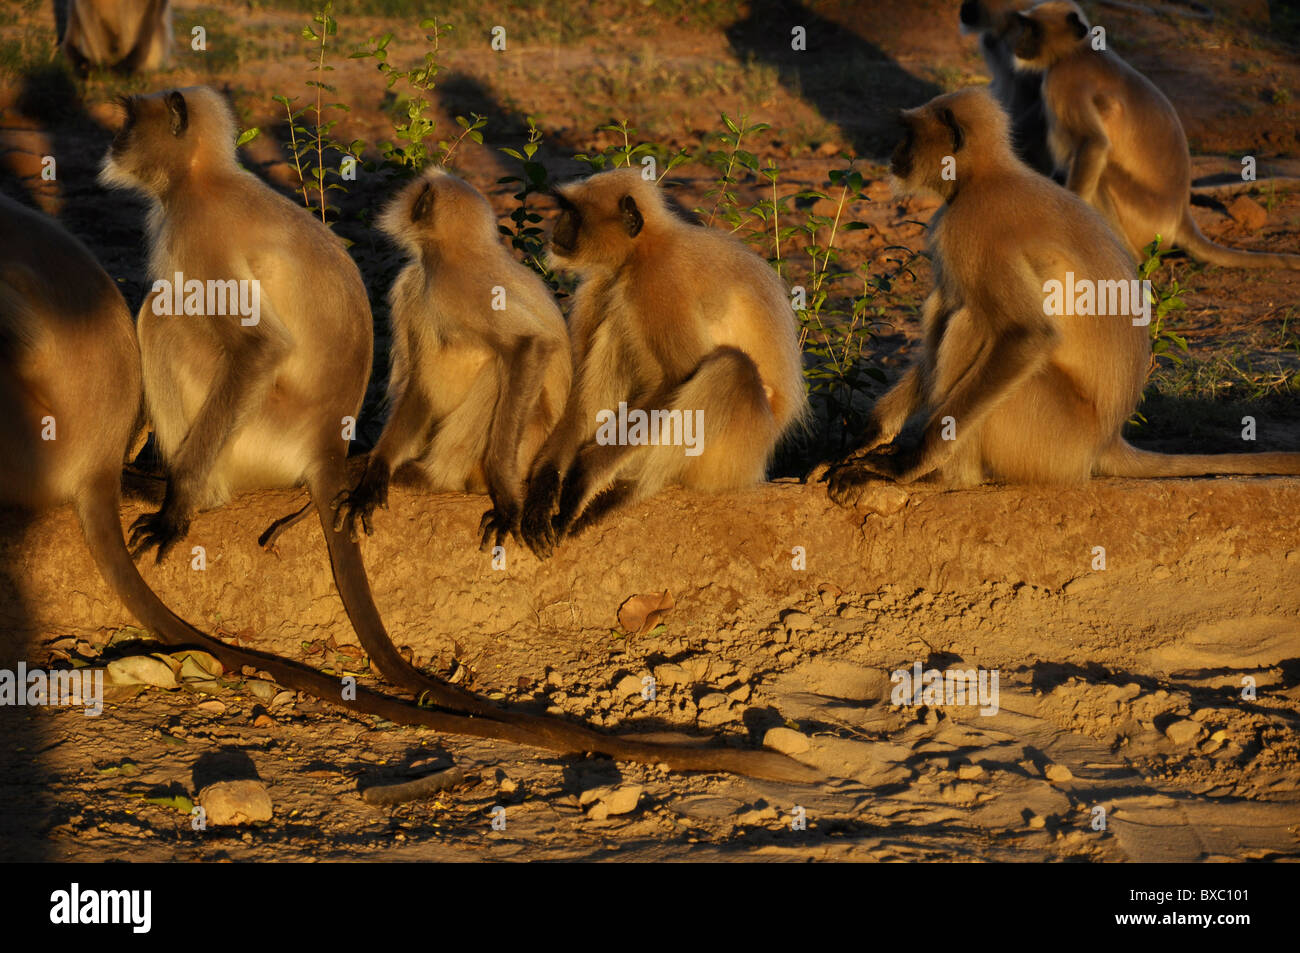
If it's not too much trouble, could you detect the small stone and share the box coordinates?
[585,784,642,821]
[199,780,273,826]
[763,726,810,755]
[1028,814,1047,830]
[1045,764,1073,782]
[270,691,296,708]
[615,675,643,699]
[698,705,735,728]
[728,684,751,703]
[1226,195,1268,232]
[546,669,565,689]
[195,700,226,714]
[1164,719,1203,746]
[957,764,984,780]
[653,664,688,687]
[777,651,798,667]
[245,679,277,703]
[781,611,813,633]
[253,713,274,729]
[698,692,727,710]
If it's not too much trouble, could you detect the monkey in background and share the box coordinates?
[959,0,1055,176]
[825,87,1300,505]
[330,168,571,553]
[95,88,812,780]
[518,168,809,559]
[1012,0,1300,269]
[61,0,172,74]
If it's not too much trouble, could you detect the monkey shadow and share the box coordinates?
[724,0,942,160]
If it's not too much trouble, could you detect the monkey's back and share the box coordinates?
[1047,48,1190,246]
[0,196,140,506]
[940,172,1148,438]
[638,224,808,435]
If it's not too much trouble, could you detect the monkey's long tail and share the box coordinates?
[1176,206,1300,270]
[74,478,818,783]
[1095,440,1300,477]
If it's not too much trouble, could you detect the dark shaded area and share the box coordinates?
[725,0,942,159]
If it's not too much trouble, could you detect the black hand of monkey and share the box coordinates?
[520,464,561,559]
[478,496,522,553]
[552,460,590,545]
[331,465,389,542]
[128,506,191,564]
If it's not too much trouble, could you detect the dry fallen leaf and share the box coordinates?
[617,590,676,636]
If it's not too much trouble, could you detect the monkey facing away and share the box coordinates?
[62,0,172,74]
[96,88,811,781]
[331,168,571,553]
[1012,0,1300,269]
[959,0,1055,176]
[518,168,809,559]
[825,87,1300,504]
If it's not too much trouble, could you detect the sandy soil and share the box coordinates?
[0,0,1298,861]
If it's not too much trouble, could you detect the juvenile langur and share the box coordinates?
[62,0,172,74]
[958,0,1055,176]
[825,88,1300,504]
[96,89,809,781]
[1013,0,1300,269]
[331,169,572,552]
[518,168,809,559]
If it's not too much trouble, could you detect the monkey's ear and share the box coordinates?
[939,107,964,153]
[619,195,644,238]
[1067,10,1088,39]
[166,91,188,137]
[411,181,435,222]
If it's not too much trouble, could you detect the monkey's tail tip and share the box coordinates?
[660,746,822,784]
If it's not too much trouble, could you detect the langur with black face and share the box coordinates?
[518,168,809,559]
[331,168,571,553]
[825,87,1300,505]
[1013,0,1300,269]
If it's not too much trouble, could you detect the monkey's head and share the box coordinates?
[379,167,499,253]
[890,88,1014,201]
[1011,0,1091,72]
[99,87,238,197]
[548,168,669,274]
[959,0,1035,37]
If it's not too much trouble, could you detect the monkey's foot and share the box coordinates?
[825,462,892,508]
[330,470,389,542]
[127,507,191,564]
[520,465,562,559]
[478,500,521,552]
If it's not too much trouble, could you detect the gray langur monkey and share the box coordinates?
[517,168,810,559]
[1012,0,1300,269]
[959,0,1056,176]
[331,168,572,553]
[825,87,1300,505]
[95,88,811,781]
[61,0,173,74]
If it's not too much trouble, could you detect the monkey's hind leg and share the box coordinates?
[554,346,776,542]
